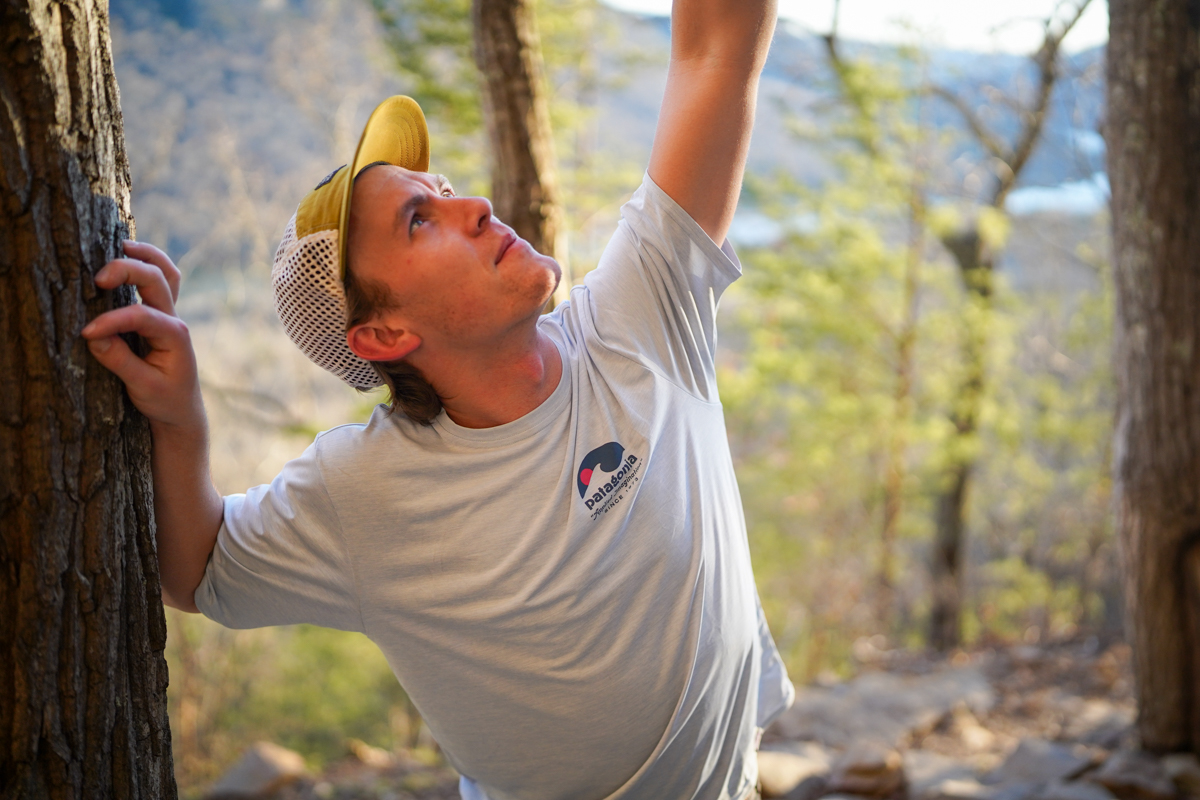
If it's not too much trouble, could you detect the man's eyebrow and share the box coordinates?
[393,191,432,236]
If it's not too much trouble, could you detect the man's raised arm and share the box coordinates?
[647,0,777,245]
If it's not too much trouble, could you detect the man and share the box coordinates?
[82,0,792,797]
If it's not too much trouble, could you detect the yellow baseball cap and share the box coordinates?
[295,95,430,275]
[272,96,431,389]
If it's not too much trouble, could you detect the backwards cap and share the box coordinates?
[272,95,430,389]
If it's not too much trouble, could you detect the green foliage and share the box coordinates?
[166,613,417,795]
[368,0,487,193]
[724,44,1115,679]
[226,625,408,757]
[966,240,1116,640]
[725,46,957,677]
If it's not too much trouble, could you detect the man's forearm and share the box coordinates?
[648,0,777,243]
[151,418,223,613]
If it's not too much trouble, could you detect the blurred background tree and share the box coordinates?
[923,0,1095,651]
[721,1,1113,676]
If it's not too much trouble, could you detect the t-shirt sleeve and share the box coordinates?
[194,438,363,632]
[577,172,742,403]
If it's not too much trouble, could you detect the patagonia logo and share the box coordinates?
[577,441,643,519]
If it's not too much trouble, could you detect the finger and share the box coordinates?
[95,258,175,313]
[87,335,158,388]
[82,304,189,353]
[121,240,181,303]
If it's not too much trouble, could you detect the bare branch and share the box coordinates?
[996,0,1094,206]
[926,84,1009,161]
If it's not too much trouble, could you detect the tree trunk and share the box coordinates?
[471,0,569,301]
[0,1,177,796]
[929,229,993,651]
[923,5,1088,653]
[1107,0,1200,754]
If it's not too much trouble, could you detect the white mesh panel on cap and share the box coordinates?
[271,214,383,390]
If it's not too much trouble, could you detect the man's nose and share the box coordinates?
[459,196,493,234]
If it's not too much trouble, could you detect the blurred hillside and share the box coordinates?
[111,0,1105,282]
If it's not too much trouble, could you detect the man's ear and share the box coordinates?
[346,321,422,363]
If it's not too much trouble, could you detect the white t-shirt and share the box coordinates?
[196,174,794,800]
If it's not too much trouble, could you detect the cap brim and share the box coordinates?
[337,96,431,275]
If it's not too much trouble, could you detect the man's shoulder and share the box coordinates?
[312,406,432,465]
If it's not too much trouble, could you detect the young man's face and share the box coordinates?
[346,165,561,353]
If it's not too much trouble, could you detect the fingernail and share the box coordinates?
[89,337,111,353]
[81,322,95,336]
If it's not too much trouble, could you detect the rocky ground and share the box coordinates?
[202,639,1200,800]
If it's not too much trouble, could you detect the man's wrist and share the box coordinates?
[149,412,209,451]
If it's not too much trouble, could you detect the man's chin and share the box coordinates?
[536,257,564,308]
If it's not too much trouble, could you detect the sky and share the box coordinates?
[600,0,1108,54]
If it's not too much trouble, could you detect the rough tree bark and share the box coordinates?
[471,0,570,303]
[1107,0,1200,753]
[0,1,177,796]
[926,0,1092,650]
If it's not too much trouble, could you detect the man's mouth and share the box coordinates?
[497,233,517,264]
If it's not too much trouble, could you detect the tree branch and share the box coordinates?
[926,84,1009,161]
[927,0,1094,208]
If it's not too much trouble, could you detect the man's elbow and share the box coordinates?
[161,586,201,614]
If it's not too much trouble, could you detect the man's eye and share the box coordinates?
[441,187,455,197]
[410,216,425,234]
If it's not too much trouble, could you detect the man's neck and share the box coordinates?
[415,326,563,429]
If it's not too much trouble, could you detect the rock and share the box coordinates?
[758,744,833,799]
[950,705,996,752]
[930,779,1040,800]
[829,740,907,798]
[206,742,308,799]
[1163,753,1200,798]
[933,778,998,800]
[348,738,393,769]
[986,739,1093,785]
[1011,646,1045,666]
[1062,700,1135,749]
[1037,780,1117,800]
[781,778,831,800]
[905,750,979,800]
[769,666,996,749]
[992,783,1047,800]
[757,751,829,799]
[1091,750,1176,800]
[932,779,1041,800]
